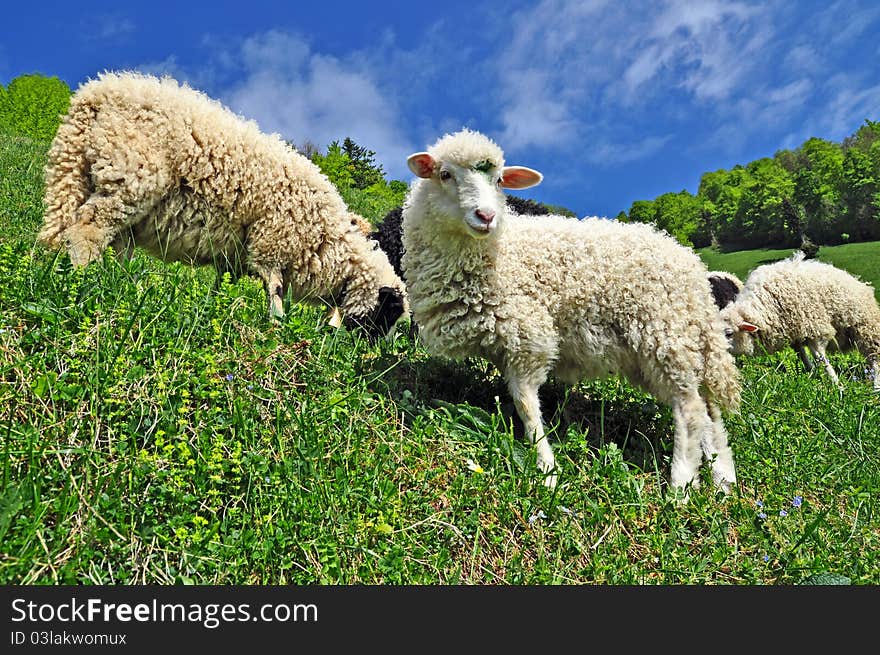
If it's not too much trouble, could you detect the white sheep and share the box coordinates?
[38,71,407,340]
[401,129,741,494]
[719,251,880,389]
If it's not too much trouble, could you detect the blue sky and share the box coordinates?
[3,1,880,218]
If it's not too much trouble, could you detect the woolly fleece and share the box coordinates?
[401,128,741,493]
[719,252,880,387]
[38,71,406,335]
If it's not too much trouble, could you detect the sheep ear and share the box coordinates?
[501,166,543,189]
[739,321,759,333]
[408,152,435,178]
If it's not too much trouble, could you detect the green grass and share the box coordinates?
[698,242,880,300]
[1,135,878,584]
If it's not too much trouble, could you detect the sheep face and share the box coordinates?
[719,306,761,355]
[407,152,542,239]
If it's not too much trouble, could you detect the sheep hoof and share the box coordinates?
[711,467,736,495]
[327,307,344,329]
[542,471,558,489]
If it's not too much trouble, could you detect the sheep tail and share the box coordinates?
[37,99,96,249]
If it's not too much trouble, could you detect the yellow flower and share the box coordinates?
[465,458,485,474]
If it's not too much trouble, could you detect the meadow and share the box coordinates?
[1,134,878,584]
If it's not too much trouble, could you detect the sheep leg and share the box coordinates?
[670,390,710,499]
[62,170,161,267]
[807,339,841,389]
[507,374,557,488]
[258,268,286,321]
[794,342,814,372]
[327,306,344,328]
[702,400,737,494]
[867,356,880,391]
[63,194,133,267]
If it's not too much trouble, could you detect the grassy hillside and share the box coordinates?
[698,242,880,299]
[1,135,878,584]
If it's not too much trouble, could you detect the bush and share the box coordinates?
[0,74,71,141]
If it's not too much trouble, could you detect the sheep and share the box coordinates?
[709,267,814,374]
[400,128,741,494]
[719,251,880,389]
[707,271,743,310]
[37,71,407,341]
[368,197,549,340]
[369,196,553,287]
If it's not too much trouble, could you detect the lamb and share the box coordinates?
[707,271,743,309]
[37,71,407,341]
[401,128,741,494]
[369,196,553,286]
[719,251,880,389]
[368,197,549,339]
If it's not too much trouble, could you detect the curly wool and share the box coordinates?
[38,71,406,336]
[719,252,880,386]
[401,128,741,493]
[371,196,552,284]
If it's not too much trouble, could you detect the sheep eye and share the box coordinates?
[439,170,452,181]
[724,328,734,339]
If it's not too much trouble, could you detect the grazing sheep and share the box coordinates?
[38,71,407,340]
[719,251,880,389]
[708,271,743,310]
[401,128,741,493]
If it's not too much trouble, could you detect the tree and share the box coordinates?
[292,139,320,159]
[311,141,354,188]
[625,199,655,225]
[840,120,880,241]
[698,168,747,249]
[777,138,845,244]
[341,137,386,189]
[0,74,71,140]
[737,157,797,247]
[653,190,707,247]
[620,118,880,250]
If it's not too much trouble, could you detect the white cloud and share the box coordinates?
[588,135,673,166]
[784,45,822,75]
[83,15,135,42]
[822,76,880,139]
[766,79,813,107]
[621,0,767,102]
[222,31,413,179]
[818,1,880,47]
[495,0,773,157]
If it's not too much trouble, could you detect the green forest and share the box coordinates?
[619,121,880,252]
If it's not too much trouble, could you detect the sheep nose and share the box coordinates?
[475,209,495,224]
